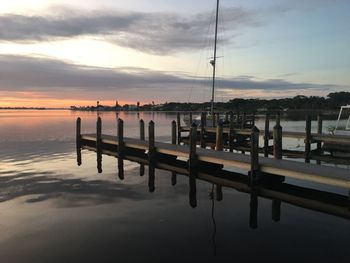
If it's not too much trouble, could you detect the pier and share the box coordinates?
[178,112,350,165]
[76,116,350,216]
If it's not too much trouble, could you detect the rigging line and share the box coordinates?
[187,4,217,104]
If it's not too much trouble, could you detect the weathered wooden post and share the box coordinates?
[148,121,156,192]
[139,119,145,176]
[241,112,246,129]
[212,112,216,127]
[171,120,177,186]
[215,122,223,201]
[96,117,102,173]
[229,111,235,152]
[189,112,193,125]
[117,118,124,180]
[273,113,282,160]
[305,115,312,163]
[216,112,220,126]
[250,126,260,185]
[264,113,270,157]
[189,123,198,208]
[76,117,82,166]
[200,112,206,148]
[317,114,323,165]
[177,112,181,145]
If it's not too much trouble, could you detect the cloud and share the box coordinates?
[0,55,337,102]
[0,7,257,55]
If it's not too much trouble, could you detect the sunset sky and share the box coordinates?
[0,0,349,107]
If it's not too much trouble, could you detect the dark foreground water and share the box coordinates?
[0,110,349,263]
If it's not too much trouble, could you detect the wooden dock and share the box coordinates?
[178,112,350,164]
[76,116,350,216]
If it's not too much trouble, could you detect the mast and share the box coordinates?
[210,0,219,114]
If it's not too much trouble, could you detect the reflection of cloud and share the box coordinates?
[0,55,337,101]
[0,172,146,206]
[0,7,256,55]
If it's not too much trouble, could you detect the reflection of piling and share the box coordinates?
[171,120,177,185]
[189,123,198,208]
[117,118,124,180]
[148,121,156,192]
[272,199,281,222]
[249,190,258,229]
[215,123,223,201]
[96,117,102,173]
[139,119,145,176]
[76,117,82,166]
[305,115,312,163]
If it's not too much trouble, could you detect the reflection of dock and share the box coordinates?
[76,116,350,221]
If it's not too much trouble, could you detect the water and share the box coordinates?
[0,110,349,262]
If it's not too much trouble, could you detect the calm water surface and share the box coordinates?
[0,110,349,263]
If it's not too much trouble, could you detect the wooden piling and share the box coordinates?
[139,119,145,176]
[305,115,312,163]
[241,112,246,129]
[117,118,125,180]
[215,122,224,201]
[189,112,193,125]
[215,122,223,151]
[76,117,82,166]
[225,112,229,123]
[273,113,282,160]
[177,112,181,145]
[171,120,177,186]
[189,123,198,208]
[148,121,156,192]
[250,126,260,185]
[216,112,220,126]
[200,112,206,148]
[212,112,216,127]
[317,114,323,165]
[96,117,102,173]
[229,111,235,152]
[264,113,270,157]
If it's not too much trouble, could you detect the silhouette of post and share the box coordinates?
[148,121,156,192]
[264,113,270,157]
[305,115,312,163]
[76,117,82,166]
[215,122,223,201]
[171,120,177,185]
[139,119,145,176]
[229,111,235,152]
[117,118,124,180]
[96,117,102,173]
[189,123,198,208]
[317,114,323,165]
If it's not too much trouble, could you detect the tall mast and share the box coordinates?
[210,0,219,114]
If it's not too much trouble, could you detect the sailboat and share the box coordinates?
[183,0,220,127]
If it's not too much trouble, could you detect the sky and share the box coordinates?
[0,0,349,107]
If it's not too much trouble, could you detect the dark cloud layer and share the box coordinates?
[0,8,256,55]
[0,55,334,99]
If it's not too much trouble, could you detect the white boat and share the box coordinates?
[334,105,350,136]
